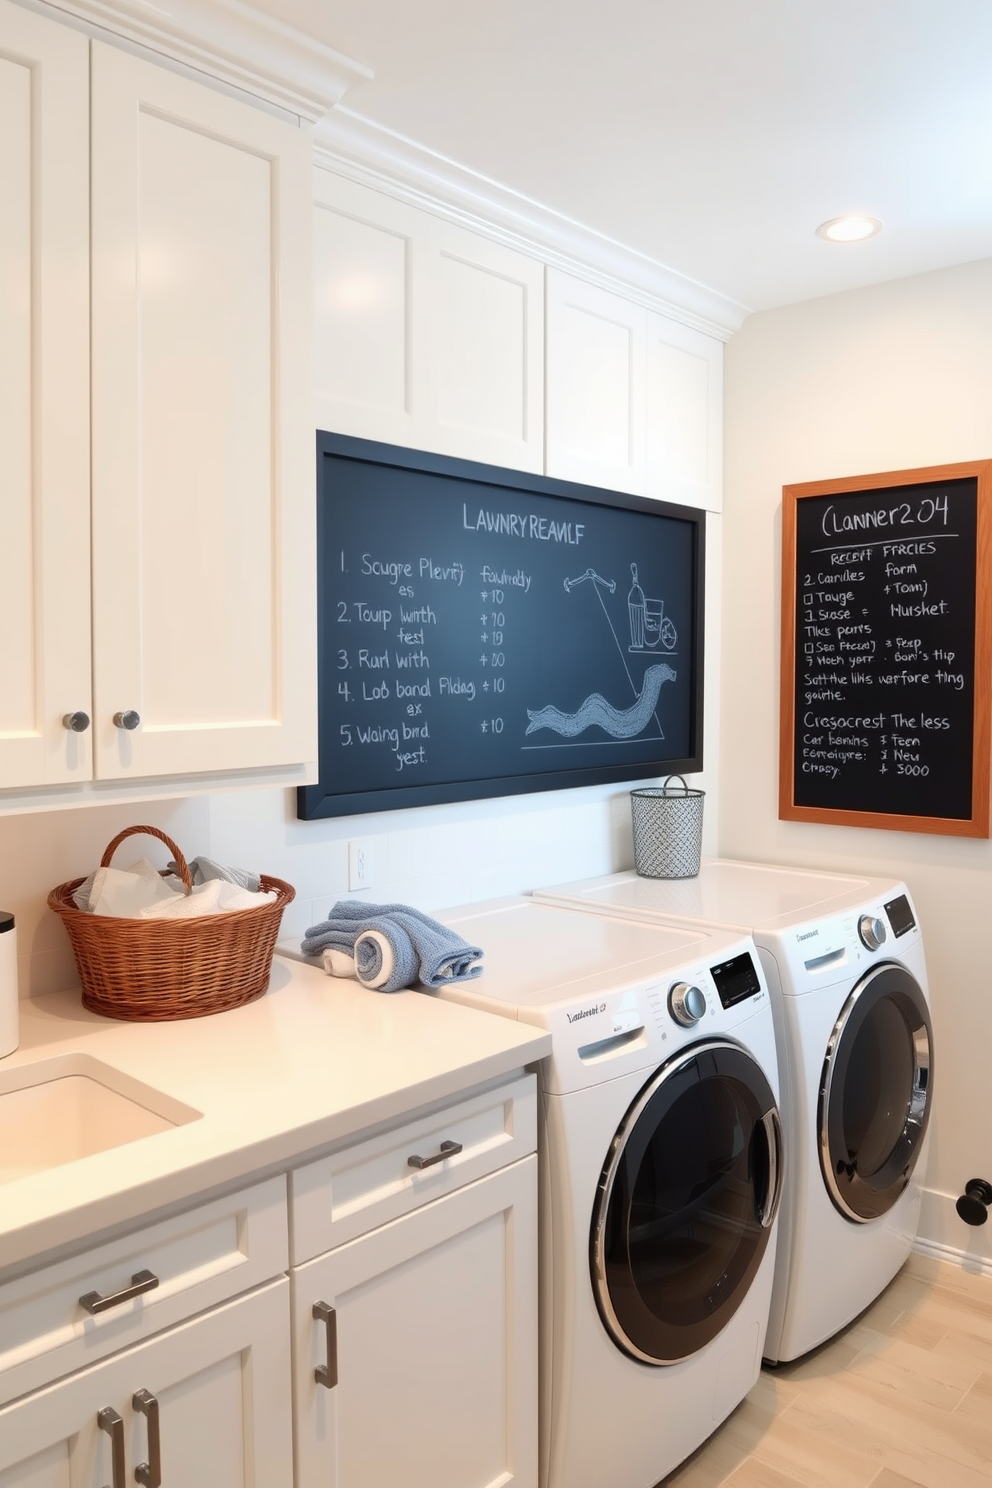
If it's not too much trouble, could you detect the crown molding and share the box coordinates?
[313,107,750,340]
[37,0,372,121]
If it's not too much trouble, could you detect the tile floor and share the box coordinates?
[661,1256,992,1488]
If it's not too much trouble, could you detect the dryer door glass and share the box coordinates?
[819,962,933,1223]
[590,1040,782,1365]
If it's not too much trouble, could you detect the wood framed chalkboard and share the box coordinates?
[299,433,705,820]
[780,460,992,837]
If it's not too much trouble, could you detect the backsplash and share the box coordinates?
[1,777,718,1001]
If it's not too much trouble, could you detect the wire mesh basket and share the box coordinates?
[48,825,295,1021]
[630,777,705,879]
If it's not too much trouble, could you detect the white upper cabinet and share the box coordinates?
[0,3,90,790]
[427,217,544,471]
[0,7,316,802]
[545,269,646,495]
[313,171,544,471]
[90,44,315,781]
[645,311,723,512]
[313,174,422,448]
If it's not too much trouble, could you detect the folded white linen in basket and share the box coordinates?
[137,878,275,920]
[73,857,274,919]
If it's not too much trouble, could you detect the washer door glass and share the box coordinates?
[819,962,933,1223]
[590,1040,782,1366]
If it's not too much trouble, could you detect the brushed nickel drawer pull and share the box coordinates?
[407,1139,463,1170]
[80,1269,159,1315]
[98,1406,125,1488]
[313,1300,338,1388]
[133,1389,162,1487]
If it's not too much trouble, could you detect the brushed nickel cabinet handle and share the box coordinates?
[98,1406,125,1488]
[62,711,91,732]
[133,1389,162,1487]
[80,1269,159,1315]
[407,1139,462,1170]
[313,1300,338,1388]
[113,710,141,731]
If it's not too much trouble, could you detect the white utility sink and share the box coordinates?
[0,1052,202,1182]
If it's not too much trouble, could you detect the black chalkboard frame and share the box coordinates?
[779,459,992,837]
[300,432,706,820]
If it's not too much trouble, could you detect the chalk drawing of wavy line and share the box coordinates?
[525,663,677,739]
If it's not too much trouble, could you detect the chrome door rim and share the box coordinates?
[590,1037,783,1365]
[819,962,933,1223]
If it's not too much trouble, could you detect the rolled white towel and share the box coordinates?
[321,947,357,978]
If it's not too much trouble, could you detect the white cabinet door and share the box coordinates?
[90,43,315,781]
[293,1156,538,1488]
[427,217,544,472]
[0,1,90,790]
[645,312,723,512]
[312,172,544,470]
[545,268,646,494]
[313,171,425,448]
[0,1280,292,1488]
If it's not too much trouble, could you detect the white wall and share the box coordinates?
[723,256,992,1266]
[0,515,721,999]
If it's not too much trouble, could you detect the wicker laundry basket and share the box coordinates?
[630,776,705,879]
[48,825,294,1021]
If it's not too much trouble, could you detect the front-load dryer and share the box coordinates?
[432,896,784,1488]
[532,861,935,1364]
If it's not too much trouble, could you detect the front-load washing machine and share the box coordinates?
[532,861,935,1364]
[432,896,784,1488]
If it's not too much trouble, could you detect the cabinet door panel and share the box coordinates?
[645,312,723,512]
[90,43,314,779]
[294,1157,538,1488]
[545,269,645,494]
[313,172,422,446]
[430,220,544,472]
[0,1280,292,1488]
[0,2,90,790]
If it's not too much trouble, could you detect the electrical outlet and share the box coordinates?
[348,838,374,891]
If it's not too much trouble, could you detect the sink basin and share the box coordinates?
[0,1053,202,1182]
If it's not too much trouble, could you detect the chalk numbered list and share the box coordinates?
[790,477,978,821]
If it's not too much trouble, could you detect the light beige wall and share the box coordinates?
[723,256,992,1263]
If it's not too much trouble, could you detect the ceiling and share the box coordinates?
[246,0,992,319]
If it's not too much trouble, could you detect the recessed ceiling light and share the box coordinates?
[815,215,883,244]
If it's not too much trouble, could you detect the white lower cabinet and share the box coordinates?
[292,1156,538,1488]
[0,1278,293,1488]
[0,1075,539,1488]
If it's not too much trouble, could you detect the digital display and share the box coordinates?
[711,950,762,1010]
[884,894,916,938]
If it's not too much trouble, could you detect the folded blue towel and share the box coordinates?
[301,900,483,993]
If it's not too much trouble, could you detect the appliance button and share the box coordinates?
[858,914,887,951]
[668,982,706,1027]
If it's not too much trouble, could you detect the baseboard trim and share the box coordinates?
[912,1234,992,1280]
[915,1185,992,1277]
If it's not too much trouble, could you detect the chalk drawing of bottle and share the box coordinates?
[628,563,646,651]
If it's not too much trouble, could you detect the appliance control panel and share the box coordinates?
[784,884,923,986]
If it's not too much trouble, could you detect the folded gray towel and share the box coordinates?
[168,856,261,892]
[301,900,483,992]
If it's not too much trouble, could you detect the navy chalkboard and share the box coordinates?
[299,434,705,819]
[780,460,992,837]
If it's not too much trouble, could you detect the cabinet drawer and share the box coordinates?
[0,1174,287,1407]
[290,1074,536,1264]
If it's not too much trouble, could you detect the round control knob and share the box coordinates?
[113,710,141,731]
[62,711,90,733]
[669,982,706,1027]
[858,915,887,951]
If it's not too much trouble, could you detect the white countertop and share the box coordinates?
[0,955,551,1274]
